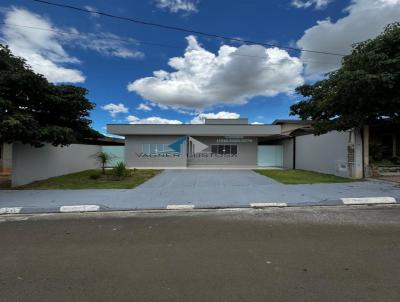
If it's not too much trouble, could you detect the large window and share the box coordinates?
[211,144,238,156]
[142,144,175,155]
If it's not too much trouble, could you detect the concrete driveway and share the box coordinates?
[0,169,400,212]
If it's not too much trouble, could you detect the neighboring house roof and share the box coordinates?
[79,136,125,146]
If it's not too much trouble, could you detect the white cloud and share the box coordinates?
[1,7,85,83]
[102,103,129,117]
[65,30,144,59]
[137,103,152,111]
[127,115,182,124]
[83,5,99,17]
[0,7,144,83]
[128,35,304,109]
[155,0,199,13]
[297,0,400,76]
[190,111,240,124]
[251,122,263,125]
[291,0,331,9]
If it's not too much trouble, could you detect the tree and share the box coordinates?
[94,151,113,174]
[290,22,400,134]
[0,44,100,146]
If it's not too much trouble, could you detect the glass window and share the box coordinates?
[224,145,231,155]
[150,144,157,154]
[231,145,237,155]
[142,144,150,155]
[211,144,238,156]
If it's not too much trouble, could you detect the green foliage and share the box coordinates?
[290,22,400,134]
[112,161,129,180]
[255,169,355,184]
[0,44,100,146]
[18,169,161,189]
[94,151,113,174]
[89,170,101,180]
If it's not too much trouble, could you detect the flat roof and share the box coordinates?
[107,124,282,136]
[272,119,314,125]
[205,118,248,125]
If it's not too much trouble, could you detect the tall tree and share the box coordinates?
[0,44,100,146]
[290,22,400,134]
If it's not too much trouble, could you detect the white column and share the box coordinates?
[363,125,369,171]
[354,128,364,178]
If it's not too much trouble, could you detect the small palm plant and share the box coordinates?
[94,151,112,174]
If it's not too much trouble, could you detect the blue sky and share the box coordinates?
[1,0,399,133]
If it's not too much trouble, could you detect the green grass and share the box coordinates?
[19,169,162,190]
[255,169,356,184]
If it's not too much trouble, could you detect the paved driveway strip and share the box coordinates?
[0,170,399,213]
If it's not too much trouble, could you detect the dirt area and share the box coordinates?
[0,175,11,189]
[377,175,400,183]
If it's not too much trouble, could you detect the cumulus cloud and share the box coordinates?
[137,103,152,111]
[190,111,240,124]
[127,115,183,124]
[128,35,304,109]
[297,0,400,76]
[1,7,85,83]
[0,7,143,83]
[102,103,129,117]
[291,0,331,9]
[155,0,199,13]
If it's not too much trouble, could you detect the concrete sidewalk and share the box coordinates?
[0,170,399,213]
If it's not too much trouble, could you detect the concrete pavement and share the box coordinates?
[0,170,399,213]
[1,206,400,302]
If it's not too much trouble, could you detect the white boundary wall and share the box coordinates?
[295,131,349,176]
[12,143,101,187]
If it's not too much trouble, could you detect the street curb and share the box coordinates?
[0,198,398,215]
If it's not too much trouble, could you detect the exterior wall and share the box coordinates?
[125,135,187,168]
[124,135,258,167]
[0,143,13,173]
[108,124,281,136]
[282,138,294,169]
[188,136,257,166]
[12,143,101,187]
[295,131,349,175]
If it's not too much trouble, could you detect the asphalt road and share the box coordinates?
[1,206,400,302]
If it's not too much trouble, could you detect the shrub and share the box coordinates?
[89,171,101,180]
[93,151,113,174]
[112,161,129,180]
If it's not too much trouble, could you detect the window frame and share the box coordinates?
[211,144,238,156]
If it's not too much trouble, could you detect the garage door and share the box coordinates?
[257,145,283,167]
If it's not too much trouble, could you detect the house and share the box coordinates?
[107,118,366,178]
